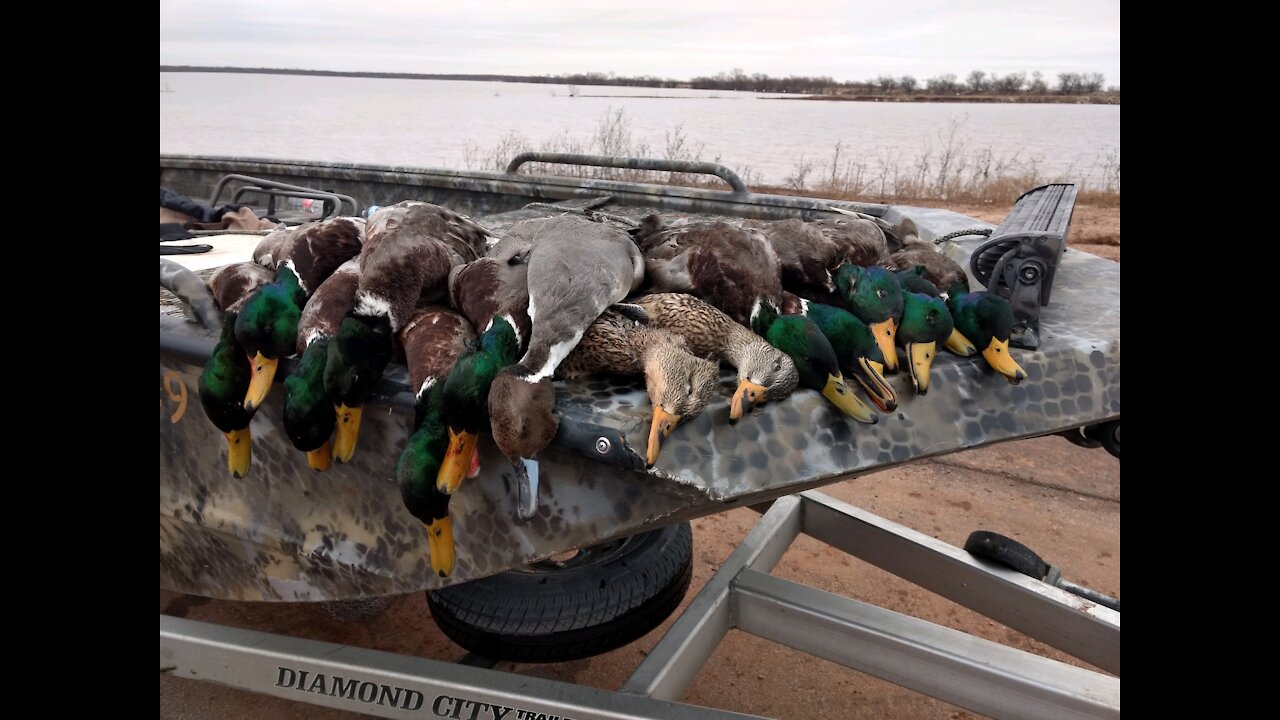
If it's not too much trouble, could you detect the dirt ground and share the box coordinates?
[160,205,1120,718]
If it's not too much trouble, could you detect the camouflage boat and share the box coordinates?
[159,153,1120,603]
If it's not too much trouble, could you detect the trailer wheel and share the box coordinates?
[427,522,693,663]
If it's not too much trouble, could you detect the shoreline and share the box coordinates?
[159,66,1119,105]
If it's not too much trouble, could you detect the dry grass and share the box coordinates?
[465,107,1120,210]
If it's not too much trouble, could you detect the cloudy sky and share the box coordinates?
[159,1,1120,86]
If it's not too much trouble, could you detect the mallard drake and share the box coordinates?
[237,216,365,410]
[435,238,531,496]
[198,311,254,477]
[781,293,897,412]
[559,308,719,467]
[395,306,475,578]
[896,292,955,395]
[281,259,361,471]
[830,264,904,374]
[945,284,1028,384]
[486,215,645,519]
[745,216,903,374]
[634,216,874,423]
[895,266,977,357]
[632,292,798,423]
[325,202,490,463]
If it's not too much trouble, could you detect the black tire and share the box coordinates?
[427,522,693,663]
[1087,420,1120,460]
[964,530,1049,580]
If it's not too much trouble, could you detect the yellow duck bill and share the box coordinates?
[224,427,251,478]
[870,319,899,372]
[853,356,897,412]
[822,373,879,424]
[906,341,937,395]
[242,352,278,411]
[982,338,1028,384]
[306,439,333,471]
[437,429,479,494]
[729,380,767,424]
[424,517,456,578]
[647,406,682,468]
[332,404,363,463]
[945,328,978,357]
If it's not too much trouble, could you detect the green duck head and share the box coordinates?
[437,316,522,494]
[803,300,897,412]
[752,302,878,424]
[945,284,1027,384]
[283,338,335,471]
[234,266,305,411]
[199,311,254,478]
[833,265,904,372]
[397,383,458,577]
[324,314,394,462]
[898,292,955,395]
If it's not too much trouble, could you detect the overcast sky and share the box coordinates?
[160,1,1120,87]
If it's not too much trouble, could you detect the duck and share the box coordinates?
[394,306,476,578]
[435,235,532,496]
[281,259,361,471]
[746,216,902,373]
[780,292,897,412]
[896,291,955,395]
[879,217,971,293]
[634,216,875,424]
[325,202,491,463]
[895,266,977,357]
[632,292,798,423]
[236,216,365,411]
[558,308,719,467]
[486,214,646,519]
[198,310,254,477]
[945,284,1028,384]
[198,263,284,477]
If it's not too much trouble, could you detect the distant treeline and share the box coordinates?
[160,66,1116,96]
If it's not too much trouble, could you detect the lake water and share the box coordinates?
[160,73,1119,191]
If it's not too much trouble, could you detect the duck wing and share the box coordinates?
[885,242,970,293]
[358,203,478,330]
[745,219,843,302]
[809,217,890,267]
[520,215,643,379]
[399,307,476,395]
[639,220,781,325]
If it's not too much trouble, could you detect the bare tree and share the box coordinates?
[1057,73,1082,94]
[1028,71,1048,94]
[899,75,918,93]
[991,72,1026,93]
[1082,73,1105,93]
[926,74,959,93]
[967,70,988,93]
[876,75,898,92]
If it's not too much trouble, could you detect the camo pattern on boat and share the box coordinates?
[159,175,1119,600]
